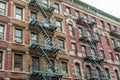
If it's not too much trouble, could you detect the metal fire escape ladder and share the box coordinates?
[77,17,107,80]
[29,0,63,80]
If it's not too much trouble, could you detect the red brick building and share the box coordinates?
[0,0,120,80]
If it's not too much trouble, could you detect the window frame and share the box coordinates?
[66,6,71,14]
[71,42,77,55]
[78,27,83,38]
[75,63,81,78]
[32,57,39,71]
[15,6,23,20]
[14,54,23,71]
[56,20,62,32]
[14,28,23,44]
[31,32,38,44]
[61,62,68,75]
[58,39,65,51]
[54,3,60,13]
[68,24,74,36]
[0,1,6,15]
[0,51,4,70]
[30,11,37,20]
[0,24,5,40]
[75,10,79,17]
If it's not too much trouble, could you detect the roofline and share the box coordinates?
[63,0,120,25]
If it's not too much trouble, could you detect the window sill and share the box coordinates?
[13,18,24,22]
[12,42,25,46]
[11,70,26,74]
[0,40,7,42]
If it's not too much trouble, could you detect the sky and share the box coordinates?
[80,0,120,18]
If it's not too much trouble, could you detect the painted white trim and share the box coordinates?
[0,23,6,41]
[14,5,24,21]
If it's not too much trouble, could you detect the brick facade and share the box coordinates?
[0,0,120,80]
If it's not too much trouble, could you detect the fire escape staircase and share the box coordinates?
[29,0,63,80]
[77,17,107,80]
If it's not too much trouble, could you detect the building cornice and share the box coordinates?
[63,0,120,25]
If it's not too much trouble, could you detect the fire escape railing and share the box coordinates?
[77,16,108,80]
[28,0,63,80]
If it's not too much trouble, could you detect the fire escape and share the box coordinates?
[28,0,63,80]
[77,17,108,80]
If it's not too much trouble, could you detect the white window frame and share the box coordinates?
[0,1,7,16]
[0,23,6,41]
[14,5,24,21]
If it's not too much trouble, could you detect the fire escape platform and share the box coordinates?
[83,55,104,63]
[110,30,120,38]
[30,71,63,79]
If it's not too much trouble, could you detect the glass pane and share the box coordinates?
[0,2,5,9]
[0,26,4,33]
[15,14,22,20]
[31,12,37,20]
[32,57,39,71]
[16,7,22,14]
[31,33,38,43]
[15,29,22,37]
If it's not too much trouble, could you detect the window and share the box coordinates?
[68,24,74,36]
[91,17,96,23]
[75,10,79,17]
[117,40,120,46]
[54,3,59,13]
[91,48,96,55]
[75,63,81,78]
[86,65,92,79]
[105,68,110,79]
[83,14,88,22]
[32,57,39,71]
[100,20,104,28]
[81,45,87,56]
[87,30,92,37]
[109,52,114,61]
[78,28,83,38]
[66,7,71,14]
[14,28,23,43]
[105,36,109,46]
[99,50,105,58]
[61,62,68,74]
[113,26,117,30]
[115,70,120,80]
[0,51,3,69]
[111,38,116,48]
[0,2,6,15]
[42,0,48,8]
[71,43,77,55]
[116,54,120,62]
[30,11,37,20]
[58,39,65,51]
[0,25,4,40]
[95,33,100,42]
[31,33,38,44]
[15,7,23,20]
[56,20,62,32]
[107,23,111,30]
[45,36,52,49]
[14,54,22,71]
